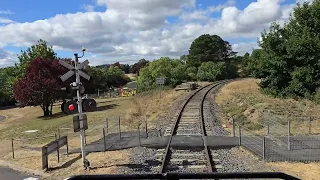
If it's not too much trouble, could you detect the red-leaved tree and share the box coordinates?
[14,58,67,116]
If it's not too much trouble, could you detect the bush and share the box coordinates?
[137,57,187,91]
[196,61,226,81]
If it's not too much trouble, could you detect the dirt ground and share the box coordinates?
[214,78,320,180]
[0,88,188,179]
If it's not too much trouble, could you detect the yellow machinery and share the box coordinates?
[121,81,137,97]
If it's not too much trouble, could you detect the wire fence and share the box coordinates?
[86,89,120,99]
[238,110,320,162]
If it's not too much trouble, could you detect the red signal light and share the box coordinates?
[69,104,75,111]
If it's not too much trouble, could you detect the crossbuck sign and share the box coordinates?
[59,60,90,82]
[59,55,90,168]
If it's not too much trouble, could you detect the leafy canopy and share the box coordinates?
[254,0,320,98]
[187,34,236,67]
[14,58,66,116]
[17,39,56,77]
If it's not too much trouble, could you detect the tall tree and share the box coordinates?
[187,34,236,67]
[16,39,56,77]
[14,58,66,116]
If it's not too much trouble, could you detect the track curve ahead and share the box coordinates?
[159,80,229,173]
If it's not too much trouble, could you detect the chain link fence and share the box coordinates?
[237,110,320,162]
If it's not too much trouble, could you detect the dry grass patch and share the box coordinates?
[131,88,188,129]
[126,73,137,80]
[268,162,320,180]
[42,150,130,179]
[214,78,320,134]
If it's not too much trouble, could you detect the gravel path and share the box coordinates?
[118,86,275,175]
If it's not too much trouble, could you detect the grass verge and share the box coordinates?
[214,78,320,135]
[214,78,320,180]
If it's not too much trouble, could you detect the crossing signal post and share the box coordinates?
[59,48,91,169]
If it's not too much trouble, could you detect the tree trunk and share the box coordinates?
[49,103,53,116]
[42,104,51,116]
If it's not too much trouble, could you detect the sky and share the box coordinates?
[0,0,314,67]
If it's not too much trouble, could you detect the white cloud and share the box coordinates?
[233,42,260,55]
[0,0,308,67]
[0,49,17,67]
[82,4,95,12]
[180,0,235,21]
[0,10,13,15]
[0,17,14,24]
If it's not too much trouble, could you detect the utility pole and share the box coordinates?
[74,48,87,168]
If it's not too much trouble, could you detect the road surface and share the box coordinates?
[0,167,39,180]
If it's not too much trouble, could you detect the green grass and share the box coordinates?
[0,97,134,144]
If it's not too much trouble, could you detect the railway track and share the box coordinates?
[154,81,228,173]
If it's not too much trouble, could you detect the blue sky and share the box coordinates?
[0,0,310,67]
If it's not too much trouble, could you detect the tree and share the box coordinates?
[16,39,56,78]
[187,34,236,67]
[256,0,320,98]
[84,66,130,93]
[196,62,226,81]
[180,55,188,64]
[14,58,66,116]
[130,59,149,75]
[137,57,186,91]
[0,67,20,106]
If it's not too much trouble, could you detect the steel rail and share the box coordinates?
[160,80,229,173]
[200,80,230,172]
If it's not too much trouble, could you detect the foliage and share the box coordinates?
[137,57,187,91]
[112,62,130,73]
[196,61,226,81]
[13,58,66,116]
[16,39,56,78]
[0,67,20,106]
[252,0,320,99]
[187,34,236,67]
[85,65,130,93]
[130,59,149,74]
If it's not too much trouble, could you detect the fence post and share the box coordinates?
[103,128,106,151]
[267,123,270,136]
[66,136,69,155]
[138,125,141,146]
[263,136,266,161]
[11,138,14,159]
[309,116,312,135]
[84,130,87,145]
[288,119,291,150]
[105,118,108,134]
[55,134,59,163]
[118,116,121,140]
[239,126,242,146]
[58,127,61,139]
[145,115,148,138]
[232,117,235,137]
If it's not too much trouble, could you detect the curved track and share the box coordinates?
[157,81,228,173]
